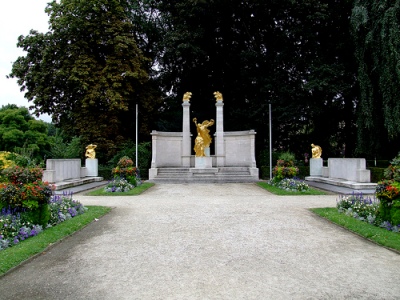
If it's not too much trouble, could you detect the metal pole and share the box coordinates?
[136,103,138,169]
[269,103,272,179]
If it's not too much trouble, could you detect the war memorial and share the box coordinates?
[148,92,259,183]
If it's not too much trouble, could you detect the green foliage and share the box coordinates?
[146,0,359,158]
[383,152,400,181]
[48,134,82,159]
[8,0,155,162]
[21,204,51,227]
[351,0,400,156]
[0,105,51,162]
[108,141,151,170]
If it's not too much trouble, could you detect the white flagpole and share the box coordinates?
[269,103,272,179]
[136,103,138,169]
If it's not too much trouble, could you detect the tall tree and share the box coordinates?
[149,0,358,158]
[351,0,400,158]
[9,0,152,161]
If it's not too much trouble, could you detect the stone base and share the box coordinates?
[86,158,98,177]
[195,156,212,168]
[310,158,323,176]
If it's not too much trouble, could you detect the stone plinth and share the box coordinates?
[195,156,212,168]
[310,158,323,176]
[85,158,98,177]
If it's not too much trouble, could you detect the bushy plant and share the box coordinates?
[0,165,53,226]
[375,152,400,226]
[272,152,299,181]
[111,156,140,186]
[0,181,53,210]
[384,152,400,181]
[1,165,43,184]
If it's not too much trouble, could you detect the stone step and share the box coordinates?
[151,167,257,183]
[53,177,103,190]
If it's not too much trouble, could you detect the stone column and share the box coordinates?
[215,100,225,167]
[182,101,191,167]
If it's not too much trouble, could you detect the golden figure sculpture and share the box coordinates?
[213,91,223,101]
[183,92,192,102]
[85,144,97,159]
[311,143,322,159]
[193,117,215,157]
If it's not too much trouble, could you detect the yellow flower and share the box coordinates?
[0,151,14,170]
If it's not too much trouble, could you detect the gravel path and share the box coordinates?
[1,183,399,299]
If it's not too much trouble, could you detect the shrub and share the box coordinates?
[384,152,400,181]
[272,152,299,181]
[0,181,53,210]
[0,165,53,226]
[1,165,43,184]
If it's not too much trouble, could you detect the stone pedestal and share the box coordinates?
[310,158,323,176]
[195,156,212,168]
[86,158,98,177]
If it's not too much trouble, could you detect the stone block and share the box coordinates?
[310,158,323,176]
[85,159,98,177]
[195,156,212,168]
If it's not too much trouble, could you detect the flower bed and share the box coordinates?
[0,193,87,250]
[269,177,310,192]
[337,193,399,232]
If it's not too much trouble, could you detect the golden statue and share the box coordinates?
[193,118,215,157]
[85,144,97,159]
[311,143,322,159]
[183,92,192,102]
[213,91,223,101]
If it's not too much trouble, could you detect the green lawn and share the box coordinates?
[257,181,329,195]
[0,206,111,276]
[311,207,400,252]
[85,182,155,196]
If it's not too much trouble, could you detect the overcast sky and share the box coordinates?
[0,0,52,122]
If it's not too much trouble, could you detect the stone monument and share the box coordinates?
[310,143,323,176]
[148,91,259,182]
[85,144,98,177]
